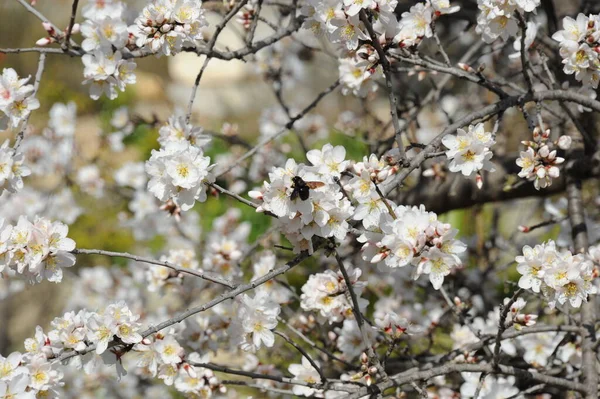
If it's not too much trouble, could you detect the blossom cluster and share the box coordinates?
[0,140,30,194]
[299,0,458,97]
[553,13,600,88]
[0,68,40,129]
[76,0,135,100]
[516,239,597,308]
[442,122,495,188]
[359,204,466,290]
[231,290,281,352]
[0,302,140,398]
[300,266,366,323]
[115,161,201,240]
[249,144,354,253]
[516,128,567,190]
[135,335,224,396]
[0,216,76,284]
[130,0,208,56]
[302,0,457,51]
[475,0,540,43]
[146,137,214,213]
[345,152,400,229]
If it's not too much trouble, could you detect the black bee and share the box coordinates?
[290,176,325,201]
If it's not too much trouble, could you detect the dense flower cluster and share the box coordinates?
[0,68,40,129]
[146,140,215,212]
[346,153,400,229]
[135,335,223,396]
[359,204,466,289]
[0,216,76,284]
[442,122,495,188]
[299,0,459,97]
[476,0,540,43]
[249,144,354,253]
[553,13,600,89]
[78,0,136,100]
[300,266,366,323]
[516,128,566,190]
[130,0,208,56]
[516,240,597,308]
[82,50,137,100]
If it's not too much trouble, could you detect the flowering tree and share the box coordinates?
[2,0,600,397]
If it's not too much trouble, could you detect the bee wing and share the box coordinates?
[305,181,326,189]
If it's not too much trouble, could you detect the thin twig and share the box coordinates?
[186,0,251,122]
[335,250,387,380]
[359,10,405,162]
[62,0,80,52]
[71,248,234,288]
[274,330,328,382]
[14,52,46,150]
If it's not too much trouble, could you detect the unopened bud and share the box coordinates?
[458,62,475,73]
[548,166,560,178]
[42,21,55,35]
[328,331,337,341]
[70,23,80,34]
[542,129,551,140]
[360,352,369,364]
[476,174,483,189]
[453,296,462,307]
[368,366,378,375]
[536,167,546,179]
[538,145,550,158]
[35,37,53,46]
[518,225,530,233]
[557,135,572,150]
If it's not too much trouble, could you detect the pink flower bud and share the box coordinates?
[36,37,52,46]
[328,331,337,341]
[458,63,475,73]
[557,135,572,150]
[360,352,368,364]
[476,174,483,189]
[538,145,550,158]
[518,225,530,233]
[542,129,551,140]
[42,21,55,35]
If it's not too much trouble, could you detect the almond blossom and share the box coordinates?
[146,140,214,211]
